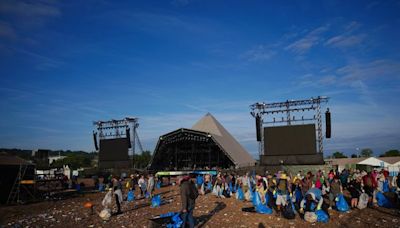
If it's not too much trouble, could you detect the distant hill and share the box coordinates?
[0,148,97,160]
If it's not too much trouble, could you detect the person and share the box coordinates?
[340,169,349,189]
[256,175,267,204]
[112,177,123,214]
[391,172,400,192]
[314,170,324,190]
[328,175,342,209]
[138,175,147,198]
[276,173,290,215]
[302,172,313,196]
[348,177,362,209]
[362,172,376,205]
[215,173,223,198]
[147,174,155,198]
[266,174,276,209]
[126,174,137,191]
[180,176,198,228]
[292,176,303,209]
[300,187,324,213]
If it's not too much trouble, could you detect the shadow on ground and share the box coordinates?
[195,201,227,228]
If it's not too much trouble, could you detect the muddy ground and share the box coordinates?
[1,185,399,228]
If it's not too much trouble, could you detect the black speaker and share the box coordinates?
[126,128,132,148]
[325,109,331,138]
[93,132,99,151]
[256,115,262,141]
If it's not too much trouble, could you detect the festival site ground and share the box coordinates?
[1,184,399,228]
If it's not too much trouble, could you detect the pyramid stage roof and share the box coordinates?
[149,113,255,170]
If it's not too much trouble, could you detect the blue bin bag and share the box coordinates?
[376,191,394,208]
[151,195,161,208]
[237,187,245,201]
[159,212,175,218]
[166,213,183,228]
[145,192,150,199]
[316,209,329,223]
[196,176,204,186]
[336,194,349,212]
[252,191,273,214]
[127,190,135,202]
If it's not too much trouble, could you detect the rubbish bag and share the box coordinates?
[196,175,204,186]
[99,208,111,221]
[376,191,394,208]
[357,193,369,210]
[256,204,273,214]
[304,211,317,223]
[156,181,161,189]
[158,212,183,228]
[212,185,218,196]
[151,194,161,208]
[336,194,349,212]
[252,191,272,214]
[168,213,183,228]
[127,190,135,202]
[252,191,259,206]
[282,203,295,219]
[145,192,150,198]
[237,187,245,201]
[315,210,329,223]
[102,191,113,208]
[383,180,389,193]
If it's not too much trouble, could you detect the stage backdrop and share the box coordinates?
[99,138,129,161]
[264,124,317,155]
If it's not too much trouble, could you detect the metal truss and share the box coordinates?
[250,96,329,156]
[93,117,144,157]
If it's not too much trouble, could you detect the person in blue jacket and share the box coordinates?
[300,187,324,213]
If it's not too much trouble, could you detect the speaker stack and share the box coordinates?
[325,108,331,138]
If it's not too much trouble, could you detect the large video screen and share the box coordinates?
[264,124,316,155]
[99,138,129,161]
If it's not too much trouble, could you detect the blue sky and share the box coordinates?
[0,0,399,157]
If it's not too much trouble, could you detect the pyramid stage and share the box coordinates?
[149,113,256,171]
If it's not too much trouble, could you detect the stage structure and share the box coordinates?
[250,96,330,165]
[93,117,144,169]
[149,113,255,171]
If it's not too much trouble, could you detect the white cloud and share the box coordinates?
[241,45,277,62]
[285,25,329,54]
[325,34,365,48]
[324,102,400,154]
[337,59,400,82]
[345,21,361,32]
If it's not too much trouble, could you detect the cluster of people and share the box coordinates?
[194,168,400,221]
[100,173,158,217]
[96,168,399,225]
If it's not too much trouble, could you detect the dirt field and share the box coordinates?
[1,185,399,228]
